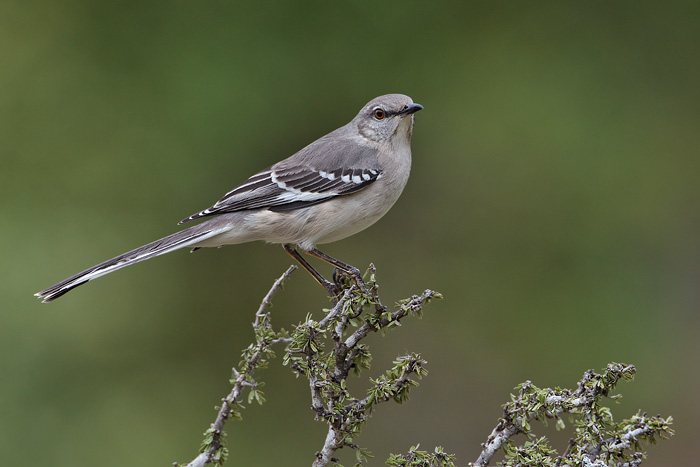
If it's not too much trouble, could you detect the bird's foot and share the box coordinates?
[332,266,370,297]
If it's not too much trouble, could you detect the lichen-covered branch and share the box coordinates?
[471,363,674,467]
[173,265,671,467]
[283,265,442,466]
[176,266,296,467]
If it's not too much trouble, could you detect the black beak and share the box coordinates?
[399,103,423,116]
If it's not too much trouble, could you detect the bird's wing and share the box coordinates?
[179,165,382,224]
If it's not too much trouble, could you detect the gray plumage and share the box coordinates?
[36,94,422,302]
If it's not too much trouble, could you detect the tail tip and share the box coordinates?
[34,291,52,303]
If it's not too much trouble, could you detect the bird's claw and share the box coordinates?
[332,266,370,296]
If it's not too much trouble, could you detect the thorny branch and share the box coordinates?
[173,264,671,467]
[176,263,441,467]
[177,266,296,467]
[284,264,440,467]
[470,363,674,467]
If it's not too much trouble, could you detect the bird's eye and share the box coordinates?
[373,108,385,120]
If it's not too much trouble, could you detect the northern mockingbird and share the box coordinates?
[36,94,422,302]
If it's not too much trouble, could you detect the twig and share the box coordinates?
[178,266,296,467]
[306,284,438,467]
[471,364,673,467]
[345,289,438,351]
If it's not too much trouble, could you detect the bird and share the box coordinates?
[35,94,422,303]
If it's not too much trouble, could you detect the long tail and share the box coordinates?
[35,224,223,303]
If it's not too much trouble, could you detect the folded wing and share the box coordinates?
[179,165,382,224]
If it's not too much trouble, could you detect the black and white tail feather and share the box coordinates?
[35,226,223,302]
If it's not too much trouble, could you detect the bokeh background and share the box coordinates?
[3,1,698,465]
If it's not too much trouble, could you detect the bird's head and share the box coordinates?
[354,94,423,144]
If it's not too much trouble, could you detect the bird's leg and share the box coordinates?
[305,248,370,296]
[282,244,339,298]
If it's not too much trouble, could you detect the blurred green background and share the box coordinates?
[3,1,698,465]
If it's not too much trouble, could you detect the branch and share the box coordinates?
[171,264,671,467]
[283,267,441,467]
[345,288,439,349]
[471,363,673,467]
[177,266,296,467]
